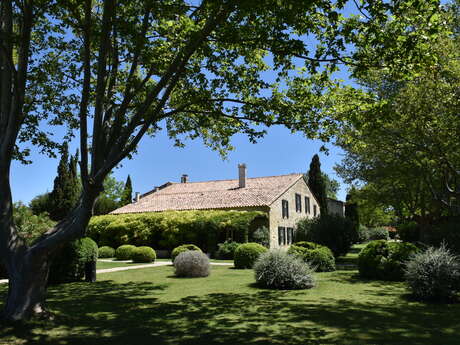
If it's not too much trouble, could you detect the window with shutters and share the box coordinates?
[305,196,310,214]
[295,193,301,212]
[286,227,294,244]
[281,199,289,219]
[278,227,286,246]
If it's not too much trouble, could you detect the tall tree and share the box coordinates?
[345,190,360,229]
[120,175,133,206]
[48,143,79,221]
[0,0,444,321]
[308,155,328,215]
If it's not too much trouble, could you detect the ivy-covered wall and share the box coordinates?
[87,210,268,252]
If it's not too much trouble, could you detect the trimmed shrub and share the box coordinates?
[115,244,137,260]
[296,214,358,257]
[405,245,460,301]
[397,221,420,243]
[254,250,315,290]
[216,241,241,260]
[174,250,210,277]
[358,225,370,243]
[49,237,98,284]
[234,242,268,269]
[367,227,390,241]
[171,244,202,262]
[98,246,115,258]
[132,246,156,263]
[358,240,419,281]
[288,242,335,272]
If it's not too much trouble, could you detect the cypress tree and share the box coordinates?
[48,143,80,221]
[345,191,360,227]
[307,154,328,215]
[120,175,133,206]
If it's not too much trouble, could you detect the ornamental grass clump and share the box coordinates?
[234,242,268,269]
[171,244,202,262]
[254,250,315,290]
[115,244,137,260]
[132,246,156,263]
[405,245,460,301]
[174,251,210,278]
[98,246,115,258]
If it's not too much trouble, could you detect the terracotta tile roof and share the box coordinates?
[111,173,304,214]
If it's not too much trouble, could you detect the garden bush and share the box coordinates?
[405,245,460,301]
[171,244,202,262]
[358,225,370,243]
[422,221,460,254]
[288,242,335,272]
[367,227,390,241]
[174,251,210,277]
[98,246,115,258]
[296,214,358,257]
[49,237,98,284]
[115,244,137,260]
[215,241,241,260]
[251,226,270,247]
[234,243,268,269]
[358,240,419,281]
[87,210,267,252]
[254,250,315,290]
[132,246,156,263]
[397,221,420,243]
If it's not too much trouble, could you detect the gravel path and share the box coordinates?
[0,261,234,284]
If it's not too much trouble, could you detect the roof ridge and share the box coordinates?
[165,173,303,185]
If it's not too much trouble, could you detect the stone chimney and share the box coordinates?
[238,163,246,188]
[181,174,189,183]
[134,192,140,202]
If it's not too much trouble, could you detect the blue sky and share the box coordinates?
[11,125,347,204]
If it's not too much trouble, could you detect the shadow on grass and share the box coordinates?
[0,278,459,345]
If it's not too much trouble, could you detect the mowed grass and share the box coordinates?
[96,258,232,270]
[1,259,460,345]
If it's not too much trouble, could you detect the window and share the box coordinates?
[313,204,317,217]
[278,227,286,246]
[295,193,302,212]
[281,199,289,219]
[286,227,294,245]
[305,196,310,214]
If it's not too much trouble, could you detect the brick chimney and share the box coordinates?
[134,192,140,202]
[181,174,188,183]
[238,164,246,188]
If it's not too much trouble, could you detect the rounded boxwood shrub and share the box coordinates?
[115,244,137,260]
[98,246,115,258]
[171,244,202,262]
[49,237,98,284]
[234,242,268,269]
[288,242,335,272]
[405,245,460,301]
[132,246,156,263]
[358,240,419,281]
[254,250,315,290]
[174,250,210,277]
[216,241,241,260]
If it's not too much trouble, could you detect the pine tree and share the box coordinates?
[120,175,133,206]
[307,154,328,215]
[48,143,80,221]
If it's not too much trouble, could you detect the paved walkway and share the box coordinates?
[0,261,233,284]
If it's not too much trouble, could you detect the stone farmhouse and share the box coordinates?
[112,164,323,248]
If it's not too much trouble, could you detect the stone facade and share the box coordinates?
[268,177,320,248]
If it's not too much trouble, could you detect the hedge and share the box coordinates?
[48,237,98,284]
[87,210,267,252]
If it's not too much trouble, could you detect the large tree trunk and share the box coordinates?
[2,251,51,321]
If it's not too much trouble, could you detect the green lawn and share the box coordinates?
[96,258,232,270]
[1,261,459,345]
